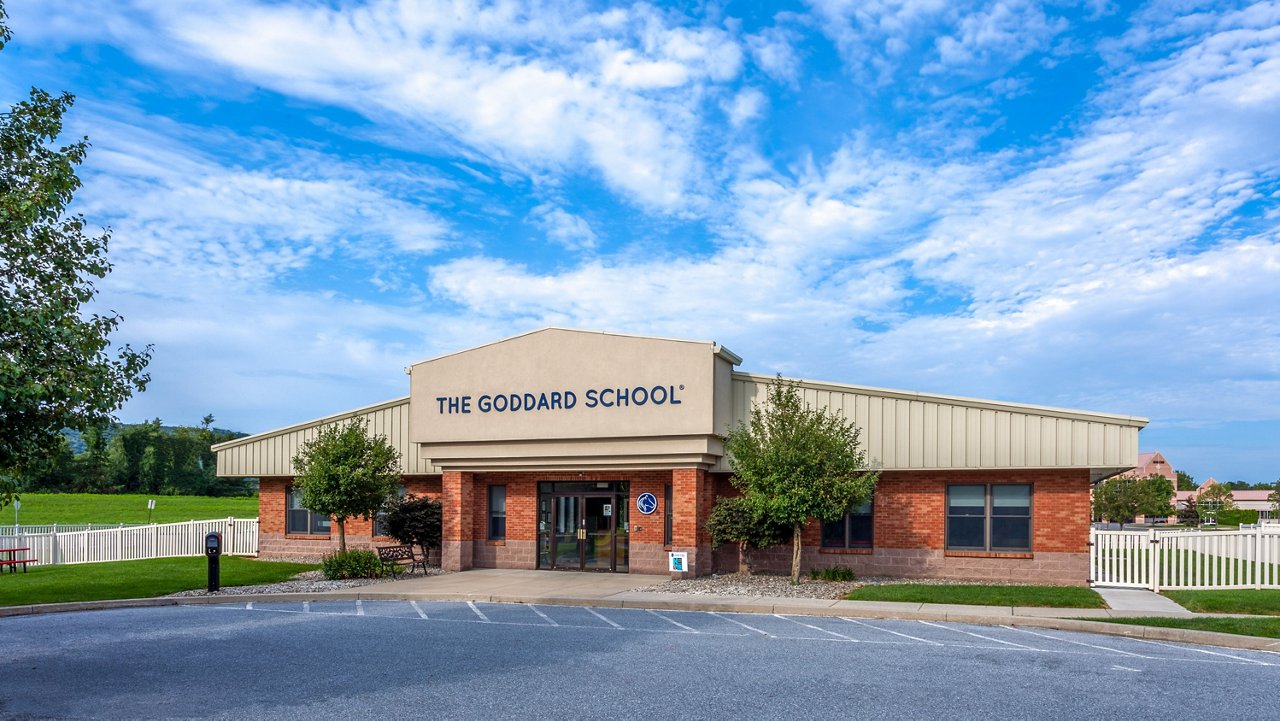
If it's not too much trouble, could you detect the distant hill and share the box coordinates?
[60,425,247,454]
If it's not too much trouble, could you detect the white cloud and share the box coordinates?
[724,88,768,127]
[529,204,599,251]
[51,0,747,212]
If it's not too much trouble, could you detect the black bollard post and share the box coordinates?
[205,532,222,592]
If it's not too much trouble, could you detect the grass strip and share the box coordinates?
[1090,616,1280,640]
[1161,589,1280,616]
[844,583,1106,608]
[6,493,258,525]
[0,556,317,607]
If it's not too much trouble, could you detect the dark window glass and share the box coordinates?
[287,487,330,535]
[374,484,406,537]
[991,485,1031,550]
[663,484,673,546]
[488,485,507,540]
[822,501,873,549]
[946,484,1032,551]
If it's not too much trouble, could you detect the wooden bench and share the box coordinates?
[376,545,426,577]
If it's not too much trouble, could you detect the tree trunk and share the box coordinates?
[740,542,752,575]
[337,519,347,552]
[791,523,802,583]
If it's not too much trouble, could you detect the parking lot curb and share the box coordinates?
[3,592,1278,654]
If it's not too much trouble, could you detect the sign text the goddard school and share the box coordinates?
[435,384,684,415]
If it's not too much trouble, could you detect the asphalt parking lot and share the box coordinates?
[2,601,1276,719]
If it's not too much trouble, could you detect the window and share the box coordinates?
[286,486,331,536]
[663,484,673,546]
[822,500,873,549]
[946,484,1031,551]
[374,484,407,537]
[488,485,507,540]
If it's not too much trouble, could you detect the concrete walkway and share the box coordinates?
[331,569,1190,621]
[1093,586,1193,615]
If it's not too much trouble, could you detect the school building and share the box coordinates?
[212,328,1148,585]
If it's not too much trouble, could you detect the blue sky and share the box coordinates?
[3,0,1278,485]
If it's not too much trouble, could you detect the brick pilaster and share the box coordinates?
[441,470,475,571]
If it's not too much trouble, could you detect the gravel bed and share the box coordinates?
[168,568,449,597]
[635,573,1029,600]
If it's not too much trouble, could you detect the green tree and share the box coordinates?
[705,495,791,574]
[1175,470,1196,491]
[723,376,879,582]
[1197,483,1235,522]
[292,420,400,551]
[0,5,151,510]
[1268,481,1280,519]
[1092,475,1175,525]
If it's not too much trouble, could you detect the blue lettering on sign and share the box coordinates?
[636,492,658,515]
[434,384,684,415]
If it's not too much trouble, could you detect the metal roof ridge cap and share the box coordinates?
[406,327,736,368]
[210,396,411,451]
[730,371,1149,426]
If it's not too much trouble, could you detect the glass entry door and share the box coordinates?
[538,482,629,572]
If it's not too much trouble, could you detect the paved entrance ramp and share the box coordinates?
[1093,587,1193,615]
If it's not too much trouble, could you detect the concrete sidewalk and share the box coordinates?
[333,569,1191,621]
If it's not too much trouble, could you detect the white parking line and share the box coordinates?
[356,600,364,617]
[711,612,773,637]
[919,621,1036,649]
[777,615,858,641]
[840,618,941,645]
[1001,626,1154,659]
[302,601,310,613]
[529,606,558,626]
[1131,637,1273,666]
[649,610,698,632]
[245,602,253,611]
[410,601,428,620]
[586,608,623,629]
[467,601,490,622]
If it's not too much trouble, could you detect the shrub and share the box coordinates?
[1216,509,1259,526]
[321,549,384,580]
[381,495,443,560]
[810,566,857,582]
[706,496,790,574]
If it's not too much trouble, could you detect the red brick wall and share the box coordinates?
[739,468,1092,584]
[257,475,441,560]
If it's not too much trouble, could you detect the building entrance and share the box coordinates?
[537,482,629,572]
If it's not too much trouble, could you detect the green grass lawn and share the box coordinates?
[1092,616,1280,640]
[6,493,258,526]
[844,584,1107,608]
[1162,589,1280,616]
[0,557,317,607]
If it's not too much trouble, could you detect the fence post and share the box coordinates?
[1148,528,1159,592]
[1256,524,1264,591]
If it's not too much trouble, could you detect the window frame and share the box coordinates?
[488,485,507,541]
[373,484,407,538]
[945,483,1033,552]
[663,484,673,546]
[821,500,874,549]
[286,485,331,536]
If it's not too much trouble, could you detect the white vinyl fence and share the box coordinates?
[0,523,149,535]
[1091,526,1280,590]
[0,518,258,566]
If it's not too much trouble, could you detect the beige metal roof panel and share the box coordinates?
[716,373,1147,473]
[213,397,438,477]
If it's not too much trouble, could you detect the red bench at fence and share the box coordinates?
[0,547,37,573]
